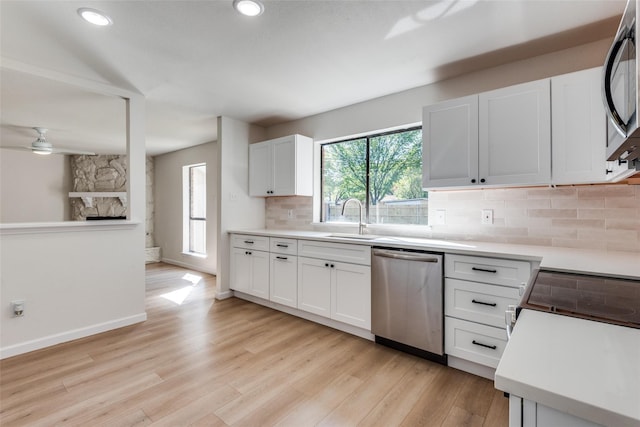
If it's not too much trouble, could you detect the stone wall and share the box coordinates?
[70,155,127,220]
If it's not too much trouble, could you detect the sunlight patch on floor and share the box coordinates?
[161,286,194,305]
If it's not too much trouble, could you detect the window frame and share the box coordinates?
[184,163,206,255]
[320,125,423,225]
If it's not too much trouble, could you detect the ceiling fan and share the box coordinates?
[1,127,96,156]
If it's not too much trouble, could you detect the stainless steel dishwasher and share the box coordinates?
[371,247,446,364]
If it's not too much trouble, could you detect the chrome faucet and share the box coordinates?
[341,198,366,235]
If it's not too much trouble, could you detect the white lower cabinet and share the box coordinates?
[297,256,371,329]
[444,254,532,378]
[231,234,371,332]
[510,395,603,427]
[331,262,371,329]
[445,317,507,368]
[297,256,332,317]
[230,247,269,298]
[270,253,297,308]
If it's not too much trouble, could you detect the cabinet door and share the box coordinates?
[331,262,371,329]
[479,79,551,185]
[297,257,331,317]
[249,250,270,299]
[271,137,296,196]
[422,95,479,188]
[270,254,297,308]
[249,142,271,196]
[230,247,252,292]
[552,67,607,184]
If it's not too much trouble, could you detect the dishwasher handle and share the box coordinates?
[372,248,440,263]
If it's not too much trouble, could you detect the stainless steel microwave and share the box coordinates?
[603,0,640,163]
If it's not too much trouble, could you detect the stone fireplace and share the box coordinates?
[69,154,160,262]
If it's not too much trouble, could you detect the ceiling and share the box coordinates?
[0,0,626,156]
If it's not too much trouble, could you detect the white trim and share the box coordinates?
[0,313,147,360]
[161,257,217,275]
[447,355,496,380]
[181,251,207,259]
[0,220,141,235]
[216,290,234,300]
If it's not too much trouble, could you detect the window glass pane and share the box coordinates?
[369,129,427,225]
[189,219,206,254]
[190,165,206,219]
[320,128,427,226]
[321,138,366,222]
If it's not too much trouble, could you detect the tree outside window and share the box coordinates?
[321,127,427,225]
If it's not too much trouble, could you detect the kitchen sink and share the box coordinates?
[327,233,380,240]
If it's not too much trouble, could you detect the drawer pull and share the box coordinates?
[245,251,252,255]
[244,240,255,244]
[472,299,497,307]
[472,267,497,274]
[276,244,289,248]
[276,256,288,260]
[472,340,497,350]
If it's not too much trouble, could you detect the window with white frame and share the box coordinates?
[184,163,206,255]
[321,127,427,225]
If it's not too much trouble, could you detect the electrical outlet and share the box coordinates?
[11,300,25,317]
[481,209,493,225]
[434,209,446,225]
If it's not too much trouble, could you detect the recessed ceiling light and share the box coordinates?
[77,8,113,26]
[233,0,264,17]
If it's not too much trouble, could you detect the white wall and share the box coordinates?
[266,39,611,142]
[0,62,146,359]
[154,142,218,274]
[216,116,266,298]
[0,150,71,222]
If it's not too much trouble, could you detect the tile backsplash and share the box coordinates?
[265,184,640,252]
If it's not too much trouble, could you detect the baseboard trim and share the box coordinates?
[0,312,147,360]
[160,257,217,275]
[447,355,496,380]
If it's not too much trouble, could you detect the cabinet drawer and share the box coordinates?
[270,237,298,255]
[445,254,531,287]
[231,234,269,251]
[445,317,508,368]
[298,239,371,265]
[445,278,521,327]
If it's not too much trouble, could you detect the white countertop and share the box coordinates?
[230,229,640,425]
[230,229,640,279]
[495,309,640,427]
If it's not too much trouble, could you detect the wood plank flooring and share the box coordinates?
[0,262,508,426]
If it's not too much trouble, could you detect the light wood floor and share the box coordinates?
[0,262,508,426]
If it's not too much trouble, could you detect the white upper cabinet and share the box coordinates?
[422,95,479,187]
[551,67,607,184]
[249,134,313,197]
[423,79,551,189]
[479,79,551,186]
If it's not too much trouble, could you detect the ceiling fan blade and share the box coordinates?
[0,145,96,155]
[0,145,33,152]
[50,147,96,155]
